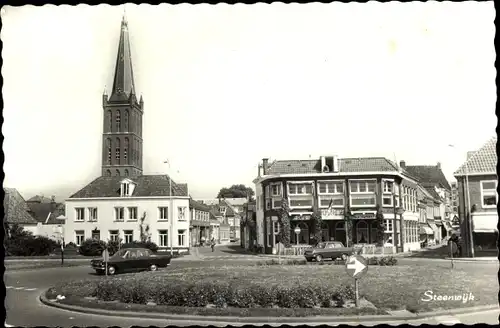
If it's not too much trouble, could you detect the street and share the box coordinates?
[5,245,499,327]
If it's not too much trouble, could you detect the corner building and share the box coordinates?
[253,156,422,254]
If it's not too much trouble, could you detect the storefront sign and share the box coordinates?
[291,215,311,221]
[321,209,344,220]
[351,213,375,219]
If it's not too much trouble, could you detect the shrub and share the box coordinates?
[106,239,122,256]
[122,240,159,253]
[68,277,356,309]
[78,239,106,257]
[5,234,58,256]
[367,256,397,266]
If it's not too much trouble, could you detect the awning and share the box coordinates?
[419,226,434,235]
[472,213,499,233]
[443,222,453,231]
[428,222,439,232]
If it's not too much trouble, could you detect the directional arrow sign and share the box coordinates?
[345,255,368,279]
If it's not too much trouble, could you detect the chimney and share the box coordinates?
[262,158,269,175]
[399,160,406,169]
[333,155,339,173]
[50,195,56,212]
[436,162,441,170]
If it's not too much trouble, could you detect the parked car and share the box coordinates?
[90,247,171,275]
[304,241,354,262]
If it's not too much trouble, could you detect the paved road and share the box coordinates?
[5,245,499,327]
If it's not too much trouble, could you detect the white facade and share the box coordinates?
[64,197,190,249]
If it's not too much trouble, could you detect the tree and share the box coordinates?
[139,211,151,242]
[310,204,323,245]
[344,205,354,247]
[374,204,385,247]
[277,197,291,247]
[216,184,255,200]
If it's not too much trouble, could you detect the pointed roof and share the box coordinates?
[454,137,497,176]
[3,188,38,225]
[109,16,136,102]
[404,165,451,190]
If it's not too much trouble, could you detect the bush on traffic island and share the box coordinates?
[74,278,356,309]
[78,239,106,256]
[122,240,159,253]
[367,256,397,266]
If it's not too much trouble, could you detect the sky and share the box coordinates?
[2,3,496,201]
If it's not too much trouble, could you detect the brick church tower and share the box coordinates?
[101,15,144,177]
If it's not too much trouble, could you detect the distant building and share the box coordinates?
[4,189,65,240]
[189,199,213,246]
[253,155,422,254]
[402,161,453,241]
[197,197,245,241]
[454,136,498,255]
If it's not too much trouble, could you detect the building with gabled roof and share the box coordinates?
[253,155,423,254]
[63,16,190,253]
[400,161,454,240]
[453,136,498,256]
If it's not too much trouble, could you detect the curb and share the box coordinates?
[38,289,498,323]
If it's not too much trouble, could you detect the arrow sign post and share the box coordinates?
[345,255,368,307]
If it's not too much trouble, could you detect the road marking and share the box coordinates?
[5,322,14,327]
[6,286,37,291]
[435,315,462,324]
[24,288,37,291]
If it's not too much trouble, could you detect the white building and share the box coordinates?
[64,176,191,253]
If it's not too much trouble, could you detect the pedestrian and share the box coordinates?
[211,237,215,252]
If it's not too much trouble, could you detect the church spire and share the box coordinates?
[110,14,136,101]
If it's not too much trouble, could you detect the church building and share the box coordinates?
[64,16,190,253]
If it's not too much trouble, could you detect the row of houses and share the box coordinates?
[239,137,497,256]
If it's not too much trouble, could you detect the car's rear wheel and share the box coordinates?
[149,264,158,271]
[315,254,323,262]
[107,265,116,275]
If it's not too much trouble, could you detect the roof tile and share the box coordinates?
[3,188,39,225]
[69,175,189,198]
[404,165,451,190]
[454,137,497,176]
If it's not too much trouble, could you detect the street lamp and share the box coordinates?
[448,144,474,258]
[294,226,301,245]
[164,160,174,256]
[54,216,66,266]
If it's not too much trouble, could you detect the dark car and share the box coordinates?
[90,247,171,275]
[304,241,354,262]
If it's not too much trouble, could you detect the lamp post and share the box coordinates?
[294,226,301,246]
[55,215,66,266]
[448,145,474,258]
[164,160,174,256]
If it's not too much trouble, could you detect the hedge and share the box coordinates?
[50,279,356,309]
[78,239,160,257]
[256,256,398,266]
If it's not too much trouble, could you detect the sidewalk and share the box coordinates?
[445,256,497,262]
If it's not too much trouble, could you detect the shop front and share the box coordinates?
[190,220,211,246]
[472,212,499,250]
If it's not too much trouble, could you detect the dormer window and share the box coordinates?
[120,179,135,197]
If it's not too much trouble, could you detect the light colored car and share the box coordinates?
[303,241,353,262]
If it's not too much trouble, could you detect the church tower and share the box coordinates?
[102,15,144,178]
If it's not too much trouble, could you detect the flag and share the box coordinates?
[328,198,334,211]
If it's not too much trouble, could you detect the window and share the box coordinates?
[178,207,186,221]
[128,207,138,221]
[124,137,129,163]
[107,110,112,132]
[271,183,282,196]
[178,229,186,246]
[116,110,121,131]
[109,230,119,242]
[158,230,168,247]
[382,179,394,207]
[481,181,497,207]
[159,207,168,220]
[115,169,120,176]
[318,181,345,208]
[349,180,376,207]
[106,170,111,177]
[114,207,124,221]
[124,110,129,131]
[88,207,98,222]
[384,219,393,233]
[115,138,121,163]
[75,230,85,246]
[288,182,314,208]
[106,138,112,164]
[75,208,85,221]
[124,230,133,243]
[121,182,130,197]
[124,169,129,177]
